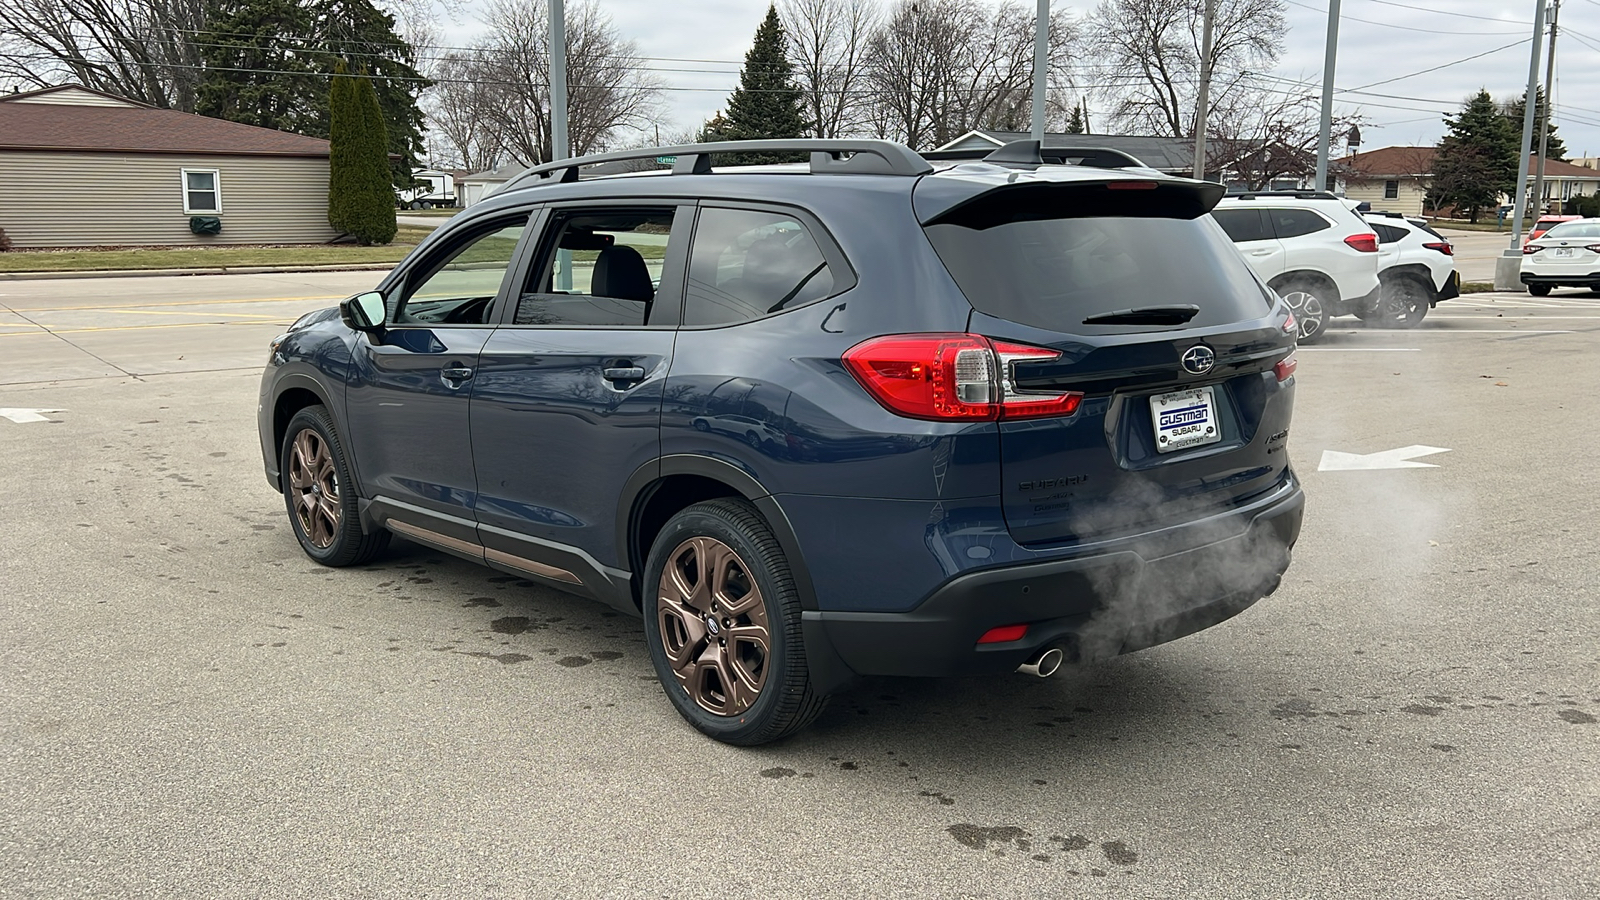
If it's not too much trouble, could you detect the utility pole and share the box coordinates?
[1530,0,1560,219]
[549,0,569,162]
[1494,0,1548,290]
[1192,0,1217,180]
[1314,0,1342,192]
[1030,0,1049,143]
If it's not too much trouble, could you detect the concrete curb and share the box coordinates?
[0,263,396,282]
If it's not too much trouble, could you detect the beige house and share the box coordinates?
[0,84,340,248]
[1335,146,1436,217]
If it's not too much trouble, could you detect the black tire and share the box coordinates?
[1528,283,1552,297]
[1275,279,1331,343]
[745,431,763,449]
[1374,277,1430,328]
[280,405,390,567]
[642,499,827,745]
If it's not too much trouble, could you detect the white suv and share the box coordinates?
[1211,192,1382,342]
[1365,213,1460,326]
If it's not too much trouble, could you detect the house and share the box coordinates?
[459,161,528,206]
[1520,154,1600,213]
[0,84,340,248]
[1335,146,1437,217]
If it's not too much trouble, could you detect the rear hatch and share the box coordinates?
[917,172,1297,546]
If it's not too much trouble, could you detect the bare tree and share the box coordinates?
[779,0,877,138]
[1204,75,1364,189]
[0,0,207,109]
[455,0,664,165]
[424,51,504,170]
[1083,0,1284,139]
[862,0,1070,150]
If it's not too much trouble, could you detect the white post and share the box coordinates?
[1314,0,1342,192]
[1192,0,1217,180]
[1495,0,1549,291]
[1030,0,1048,143]
[549,0,569,162]
[1530,0,1560,219]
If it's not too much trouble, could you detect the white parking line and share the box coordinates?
[1299,348,1421,352]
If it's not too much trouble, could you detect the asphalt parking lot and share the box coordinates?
[2,272,1597,897]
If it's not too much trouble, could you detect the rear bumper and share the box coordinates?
[1436,270,1461,302]
[1520,271,1600,287]
[803,478,1304,683]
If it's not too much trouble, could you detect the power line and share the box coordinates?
[1338,38,1531,93]
[1282,0,1524,35]
[1355,0,1532,25]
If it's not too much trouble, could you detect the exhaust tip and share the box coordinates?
[1017,646,1064,678]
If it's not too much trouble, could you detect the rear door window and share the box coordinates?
[1211,208,1271,243]
[924,214,1273,333]
[1372,223,1407,244]
[1265,208,1331,238]
[515,207,680,327]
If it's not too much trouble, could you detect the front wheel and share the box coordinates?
[1277,281,1330,343]
[1528,283,1552,297]
[642,499,827,745]
[280,405,390,566]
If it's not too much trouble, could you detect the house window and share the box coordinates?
[1384,180,1399,200]
[182,169,221,214]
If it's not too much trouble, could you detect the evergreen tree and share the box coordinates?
[718,5,807,162]
[195,0,320,133]
[1431,89,1519,223]
[1065,102,1086,134]
[1501,86,1566,161]
[328,64,397,244]
[196,0,427,186]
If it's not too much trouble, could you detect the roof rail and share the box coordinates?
[1225,190,1339,200]
[923,140,1149,170]
[500,139,933,192]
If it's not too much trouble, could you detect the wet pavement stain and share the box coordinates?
[557,656,591,668]
[463,597,502,608]
[1101,841,1138,865]
[948,824,1031,851]
[1557,709,1596,725]
[461,651,534,665]
[760,767,796,779]
[918,790,956,806]
[1402,704,1446,717]
[1051,835,1091,852]
[489,616,534,635]
[589,650,624,661]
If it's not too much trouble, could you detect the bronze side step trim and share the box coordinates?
[486,548,583,585]
[386,520,484,558]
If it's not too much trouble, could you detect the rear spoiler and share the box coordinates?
[917,176,1227,229]
[923,140,1149,171]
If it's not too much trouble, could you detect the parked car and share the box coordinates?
[1211,192,1382,342]
[259,139,1304,744]
[691,413,784,448]
[1364,214,1460,327]
[1520,217,1600,295]
[1525,214,1581,244]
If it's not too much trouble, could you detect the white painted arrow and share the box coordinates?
[1318,445,1450,471]
[0,408,65,424]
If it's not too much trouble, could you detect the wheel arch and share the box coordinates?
[617,455,819,613]
[269,374,337,490]
[1380,263,1440,294]
[1270,269,1341,302]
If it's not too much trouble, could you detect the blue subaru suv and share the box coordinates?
[259,139,1304,744]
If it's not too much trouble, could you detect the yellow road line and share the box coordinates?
[6,294,343,313]
[88,308,286,320]
[0,320,291,337]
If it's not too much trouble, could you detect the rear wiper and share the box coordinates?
[1081,304,1200,326]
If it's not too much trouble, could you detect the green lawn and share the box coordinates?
[0,225,433,274]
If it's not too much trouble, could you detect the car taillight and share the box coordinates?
[842,334,1083,422]
[1422,241,1453,256]
[1274,351,1297,382]
[1344,233,1379,253]
[1524,244,1543,254]
[1282,312,1297,335]
[1586,245,1600,253]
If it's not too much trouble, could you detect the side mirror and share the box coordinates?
[340,291,387,333]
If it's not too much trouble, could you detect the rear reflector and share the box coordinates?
[977,624,1029,644]
[1343,233,1379,253]
[1274,351,1297,382]
[843,334,1083,422]
[1422,241,1454,256]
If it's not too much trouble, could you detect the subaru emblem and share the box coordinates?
[1181,345,1215,376]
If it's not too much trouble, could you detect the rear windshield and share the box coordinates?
[924,216,1273,332]
[1541,221,1600,239]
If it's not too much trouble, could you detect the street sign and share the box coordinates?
[1318,445,1450,471]
[655,156,677,165]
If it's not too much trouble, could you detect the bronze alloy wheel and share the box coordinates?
[287,427,341,549]
[656,536,771,716]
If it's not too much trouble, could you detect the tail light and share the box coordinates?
[1422,241,1453,256]
[1524,244,1543,255]
[1586,245,1600,253]
[1273,351,1297,382]
[843,333,1084,422]
[1282,312,1297,335]
[1343,233,1379,253]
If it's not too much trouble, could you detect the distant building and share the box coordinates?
[1519,154,1600,213]
[0,84,341,248]
[933,129,1318,190]
[1336,146,1437,217]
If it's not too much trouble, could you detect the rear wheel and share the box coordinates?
[1277,280,1330,343]
[280,405,390,566]
[1374,277,1430,328]
[642,499,826,745]
[1528,283,1553,297]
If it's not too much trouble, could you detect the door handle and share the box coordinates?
[1248,249,1275,256]
[440,365,474,386]
[602,366,646,382]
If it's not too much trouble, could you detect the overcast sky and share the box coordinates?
[443,0,1600,159]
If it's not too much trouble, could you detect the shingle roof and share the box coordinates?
[1339,146,1437,178]
[0,96,331,157]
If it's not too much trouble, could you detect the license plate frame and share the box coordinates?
[1552,247,1576,258]
[1150,385,1221,454]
